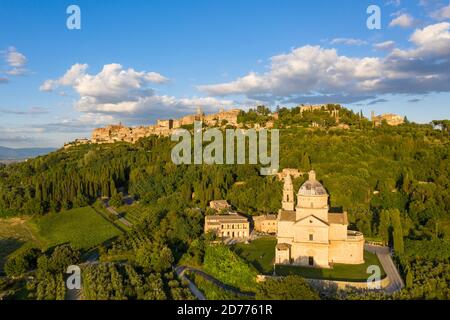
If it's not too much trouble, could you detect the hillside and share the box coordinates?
[0,115,449,300]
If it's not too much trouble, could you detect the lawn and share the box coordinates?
[27,206,123,250]
[232,237,276,274]
[275,250,386,282]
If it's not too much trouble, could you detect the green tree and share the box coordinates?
[110,192,124,207]
[256,276,320,300]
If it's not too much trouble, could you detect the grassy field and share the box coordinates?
[275,250,386,282]
[27,206,123,250]
[0,217,37,270]
[232,237,276,274]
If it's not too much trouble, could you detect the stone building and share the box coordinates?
[371,112,404,126]
[209,200,232,212]
[277,168,302,181]
[253,214,278,234]
[204,212,250,239]
[275,171,364,268]
[90,108,241,145]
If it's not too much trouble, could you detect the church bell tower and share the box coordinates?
[282,174,295,211]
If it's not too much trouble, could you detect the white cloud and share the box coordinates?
[389,13,416,28]
[373,40,396,51]
[330,38,368,46]
[198,22,450,104]
[41,63,234,119]
[2,47,28,76]
[431,4,450,20]
[40,63,168,93]
[5,47,27,67]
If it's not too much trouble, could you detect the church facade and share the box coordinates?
[275,170,364,268]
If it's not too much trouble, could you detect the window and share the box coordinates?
[308,256,314,266]
[309,234,314,241]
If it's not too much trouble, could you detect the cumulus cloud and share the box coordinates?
[330,38,368,46]
[198,22,450,104]
[389,13,416,28]
[431,4,450,20]
[40,63,234,119]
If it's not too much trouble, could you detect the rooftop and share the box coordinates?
[298,170,328,196]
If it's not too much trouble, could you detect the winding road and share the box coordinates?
[365,244,404,294]
[175,266,256,299]
[103,199,133,228]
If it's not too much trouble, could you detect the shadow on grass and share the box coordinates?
[0,238,25,273]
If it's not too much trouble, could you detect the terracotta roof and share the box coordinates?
[278,210,296,222]
[328,212,348,225]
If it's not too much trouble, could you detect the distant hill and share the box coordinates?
[0,146,56,160]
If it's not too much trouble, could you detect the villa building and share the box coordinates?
[253,214,278,234]
[204,212,250,239]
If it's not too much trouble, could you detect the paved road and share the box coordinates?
[175,266,206,300]
[176,266,255,299]
[365,244,404,294]
[103,199,133,228]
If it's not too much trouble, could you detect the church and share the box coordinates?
[275,170,364,268]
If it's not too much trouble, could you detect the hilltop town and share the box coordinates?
[64,105,405,148]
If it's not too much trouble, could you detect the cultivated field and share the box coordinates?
[27,206,122,250]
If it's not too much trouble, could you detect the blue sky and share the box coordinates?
[0,0,449,147]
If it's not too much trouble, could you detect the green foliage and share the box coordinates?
[30,244,81,300]
[256,276,320,300]
[135,242,174,272]
[404,239,450,260]
[28,206,122,250]
[82,264,192,300]
[110,192,124,208]
[203,244,258,292]
[4,247,40,277]
[188,272,247,300]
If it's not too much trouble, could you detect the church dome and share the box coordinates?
[298,170,328,196]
